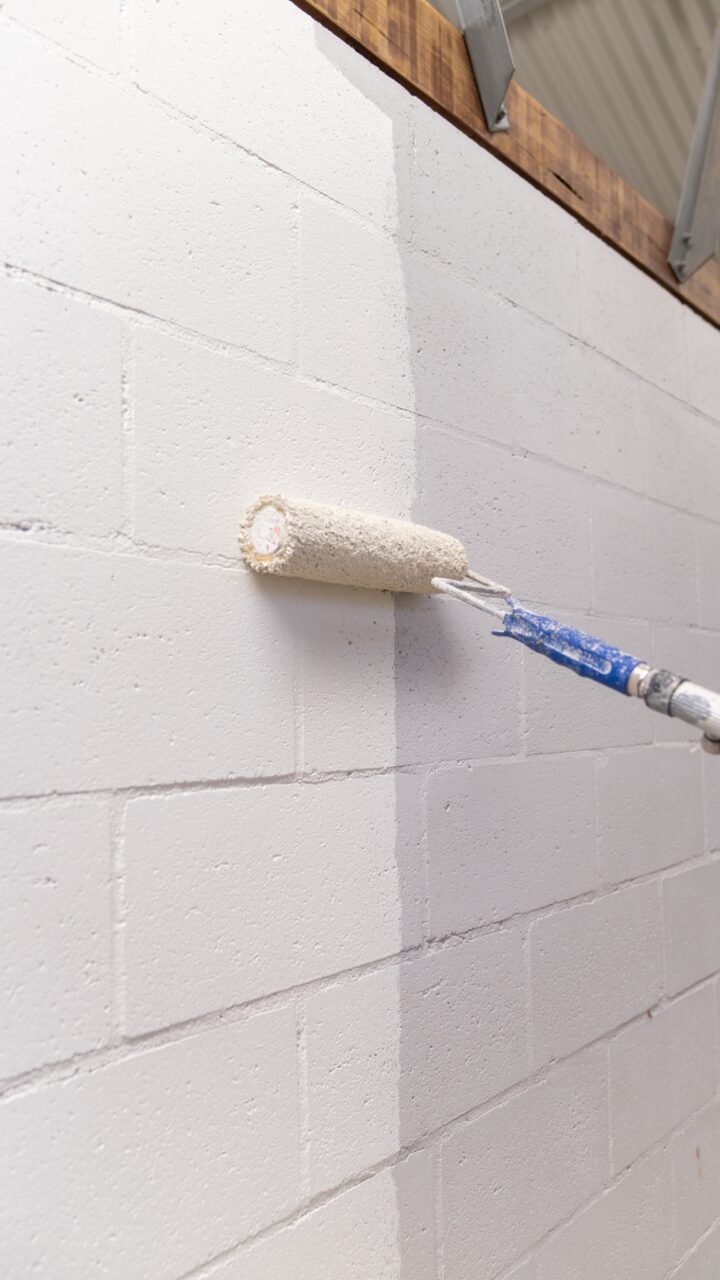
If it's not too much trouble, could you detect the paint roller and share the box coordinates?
[240,495,720,754]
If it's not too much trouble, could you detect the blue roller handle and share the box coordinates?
[496,601,640,693]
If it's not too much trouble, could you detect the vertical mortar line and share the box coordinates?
[295,994,312,1201]
[290,192,302,374]
[120,322,135,539]
[668,1123,680,1276]
[519,649,529,758]
[119,0,134,82]
[592,751,603,894]
[432,1140,444,1280]
[604,1041,614,1185]
[700,745,710,863]
[658,868,668,1004]
[292,594,305,776]
[108,793,129,1042]
[420,766,432,946]
[521,923,534,1080]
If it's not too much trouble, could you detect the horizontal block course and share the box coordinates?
[441,1048,608,1279]
[0,1014,300,1280]
[427,755,596,937]
[1,25,298,358]
[123,775,418,1034]
[530,882,663,1064]
[0,543,295,796]
[305,929,528,1191]
[609,986,717,1171]
[0,800,111,1080]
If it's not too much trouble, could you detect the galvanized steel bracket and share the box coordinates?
[669,27,720,283]
[434,0,515,131]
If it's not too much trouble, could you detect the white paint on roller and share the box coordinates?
[240,494,469,593]
[249,504,288,558]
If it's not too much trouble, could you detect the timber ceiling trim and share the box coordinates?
[292,0,720,328]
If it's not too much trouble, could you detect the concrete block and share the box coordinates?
[411,99,580,332]
[0,276,123,537]
[577,231,687,398]
[5,0,122,70]
[420,424,593,613]
[427,755,596,937]
[300,198,412,407]
[305,929,527,1190]
[530,883,662,1064]
[672,1225,720,1280]
[394,592,522,765]
[664,861,720,996]
[203,1151,435,1280]
[133,0,412,233]
[685,306,720,422]
[123,775,419,1034]
[0,544,295,796]
[672,1101,720,1257]
[597,746,703,886]
[510,341,647,494]
[536,1149,675,1280]
[644,386,720,522]
[132,326,415,558]
[609,986,717,1171]
[0,27,297,358]
[0,1013,300,1280]
[592,486,698,624]
[441,1048,608,1279]
[293,584,397,772]
[0,800,111,1079]
[403,251,543,444]
[696,523,720,631]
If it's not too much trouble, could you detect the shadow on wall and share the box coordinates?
[309,26,527,1279]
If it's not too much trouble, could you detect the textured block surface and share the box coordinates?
[536,1150,675,1280]
[123,775,415,1034]
[530,884,663,1064]
[597,746,703,885]
[664,862,720,995]
[305,929,527,1190]
[609,986,717,1171]
[441,1050,608,1279]
[0,544,295,795]
[0,801,111,1079]
[0,276,123,536]
[672,1101,720,1256]
[1,27,298,357]
[2,4,718,1277]
[427,756,596,936]
[0,1015,299,1280]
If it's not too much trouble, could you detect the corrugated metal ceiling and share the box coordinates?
[432,0,720,222]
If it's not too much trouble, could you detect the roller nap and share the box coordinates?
[240,495,468,593]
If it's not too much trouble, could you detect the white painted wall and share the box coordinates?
[1,3,719,1278]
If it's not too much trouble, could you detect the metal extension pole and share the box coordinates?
[433,577,720,754]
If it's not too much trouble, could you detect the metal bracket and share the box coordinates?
[433,0,515,132]
[669,27,720,283]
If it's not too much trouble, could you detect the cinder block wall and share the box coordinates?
[2,3,720,1278]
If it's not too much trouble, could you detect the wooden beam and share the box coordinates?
[292,0,720,329]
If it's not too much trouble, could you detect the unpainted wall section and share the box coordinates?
[1,3,720,1278]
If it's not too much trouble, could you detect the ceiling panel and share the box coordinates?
[429,0,720,220]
